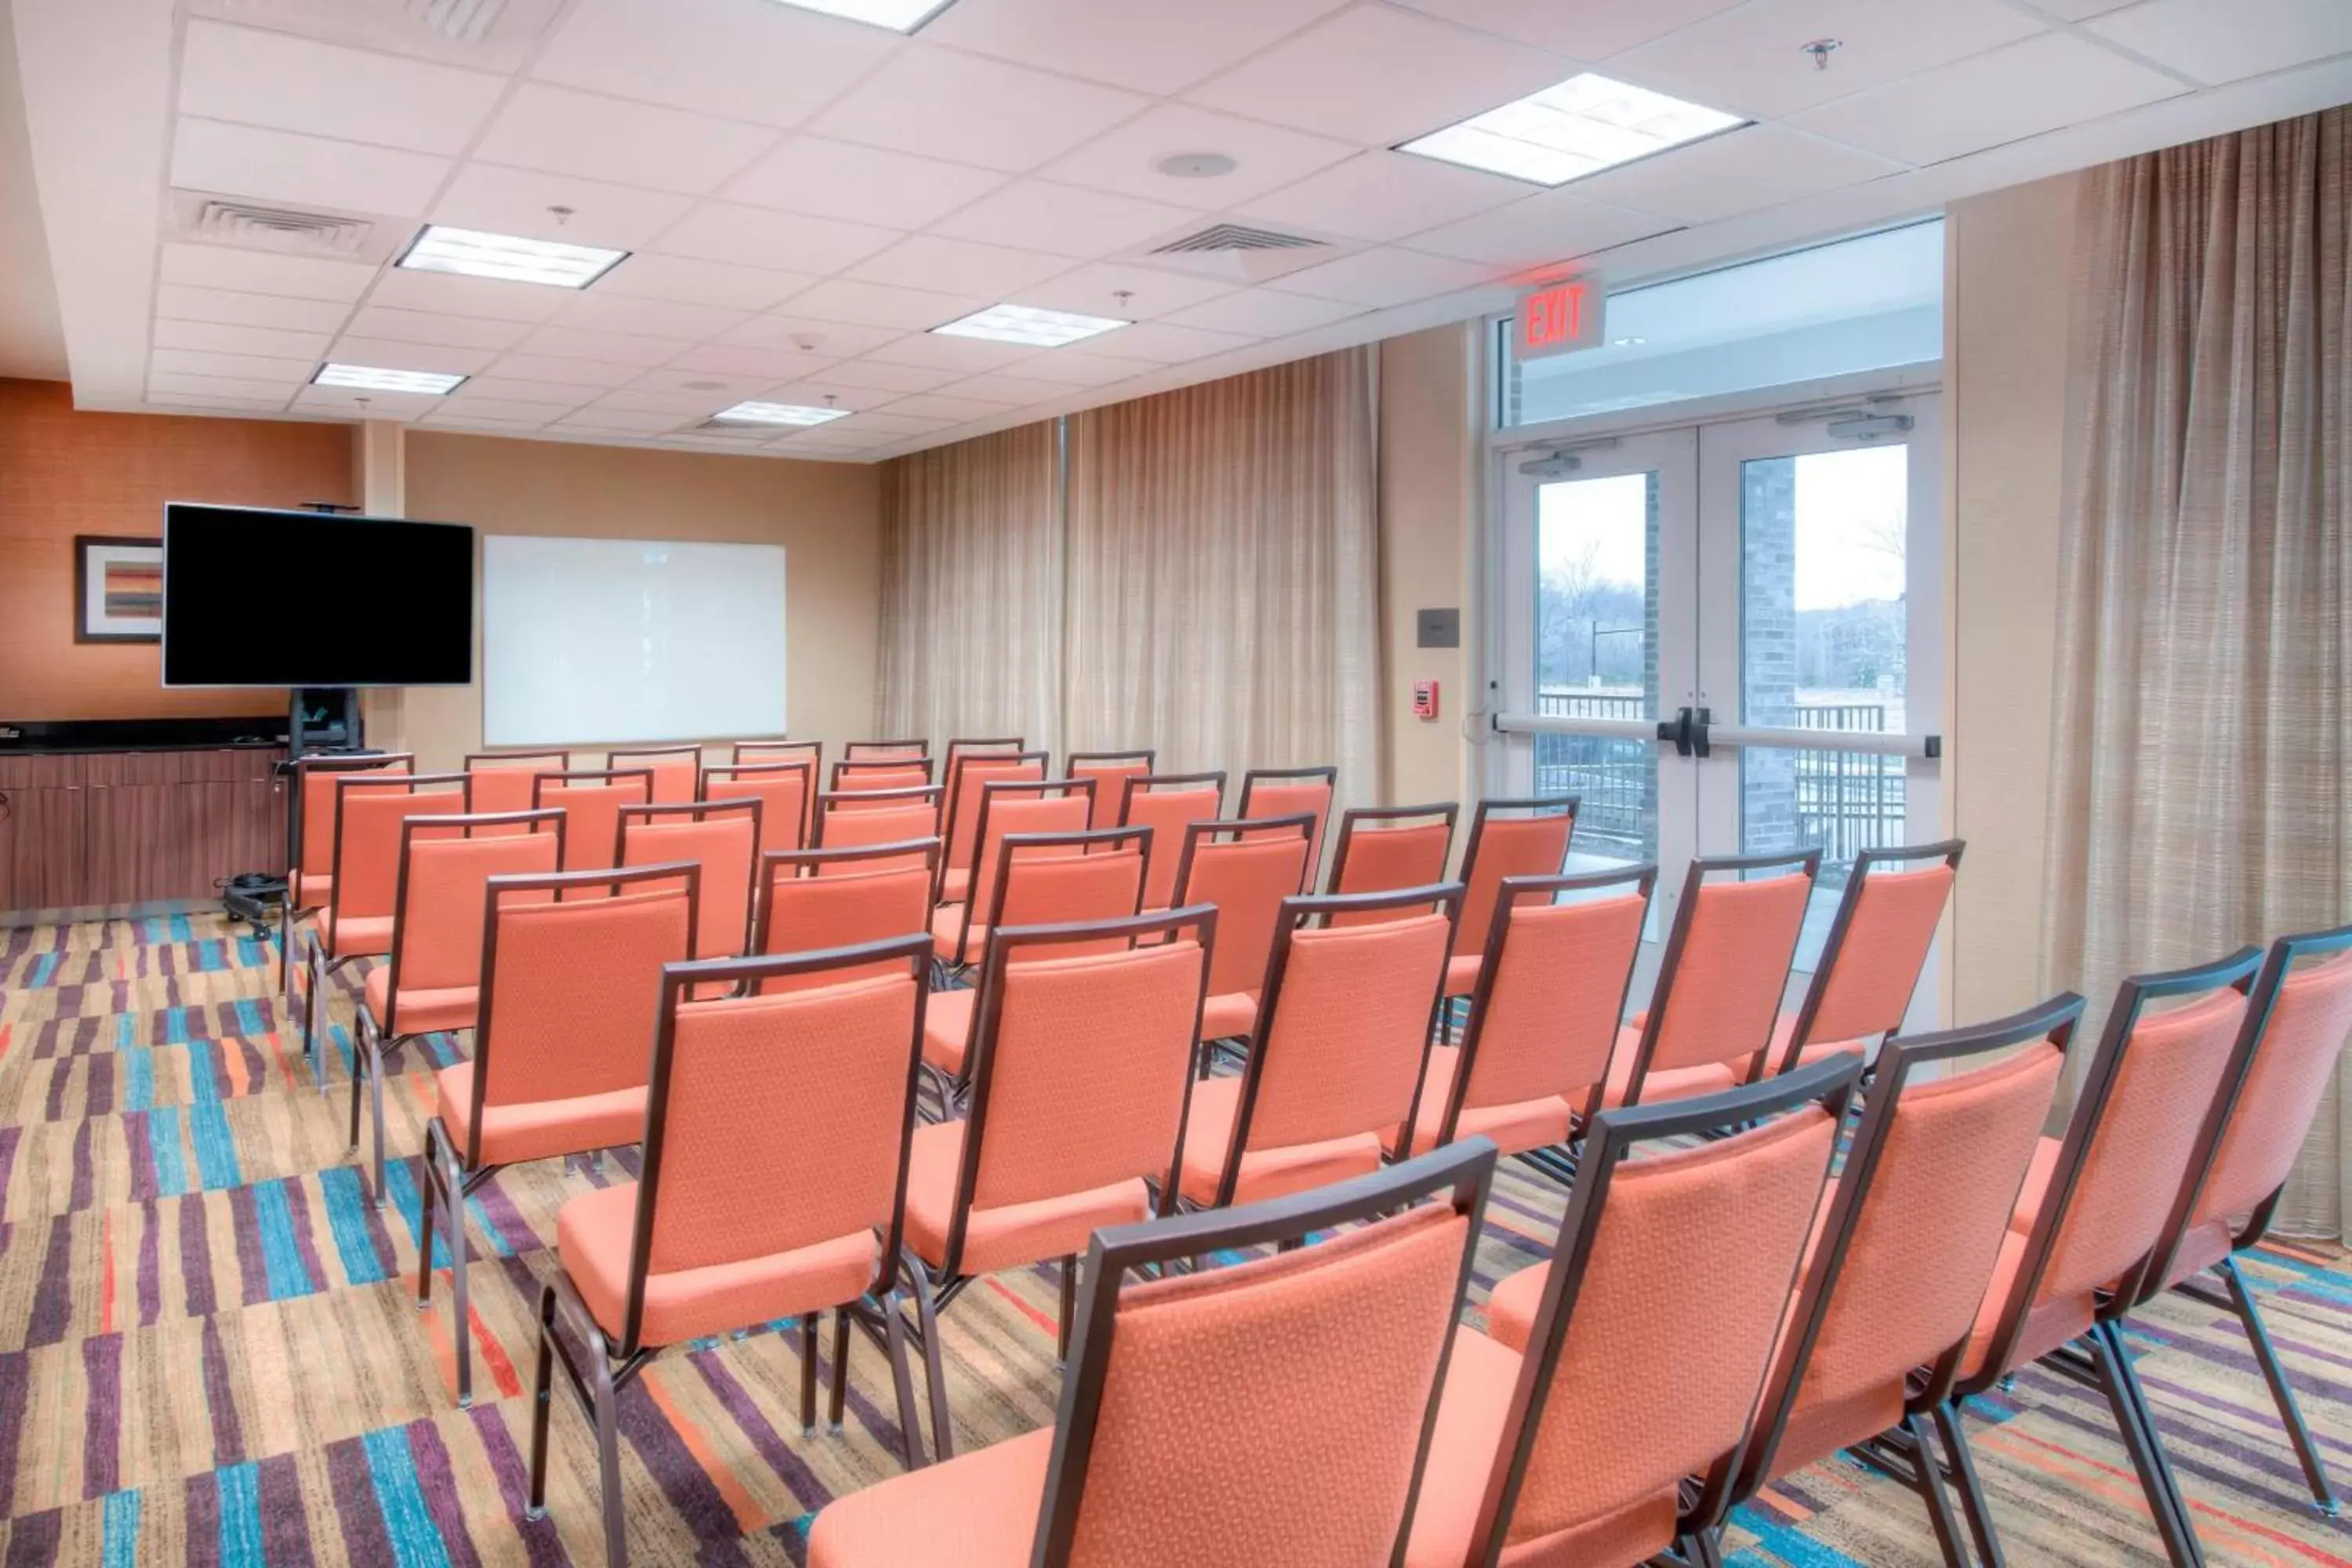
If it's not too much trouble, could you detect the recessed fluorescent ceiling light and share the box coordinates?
[712,401,851,426]
[1398,73,1745,187]
[397,224,628,289]
[314,363,466,395]
[932,303,1127,348]
[761,0,956,31]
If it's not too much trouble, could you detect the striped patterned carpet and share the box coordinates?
[0,913,2348,1566]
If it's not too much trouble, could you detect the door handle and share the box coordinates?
[1656,707,1693,757]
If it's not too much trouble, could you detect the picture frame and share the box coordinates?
[74,534,164,644]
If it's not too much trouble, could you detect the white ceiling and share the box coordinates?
[9,0,2352,461]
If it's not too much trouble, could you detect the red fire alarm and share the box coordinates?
[1413,680,1439,720]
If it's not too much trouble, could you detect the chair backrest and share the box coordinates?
[292,753,411,884]
[1033,1144,1497,1568]
[755,840,942,995]
[532,769,655,874]
[1962,948,2261,1392]
[844,739,927,760]
[1237,766,1337,891]
[1452,798,1578,963]
[959,779,1095,924]
[1207,886,1462,1207]
[1117,771,1226,910]
[458,864,699,1167]
[383,810,564,1018]
[815,786,944,866]
[940,749,1049,894]
[1734,1000,2077,1501]
[1774,840,1964,1073]
[948,825,1149,971]
[733,738,819,771]
[1168,815,1316,1000]
[1065,750,1156,829]
[701,760,812,856]
[615,935,935,1352]
[942,735,1025,775]
[609,745,703,805]
[461,752,571,825]
[1325,804,1457,924]
[2134,923,2352,1302]
[1619,851,1818,1100]
[620,800,761,960]
[942,909,1218,1276]
[1468,1059,1856,1565]
[330,773,471,924]
[832,757,933,794]
[1435,867,1655,1150]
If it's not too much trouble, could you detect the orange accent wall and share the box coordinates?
[0,378,356,721]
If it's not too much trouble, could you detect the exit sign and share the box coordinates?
[1515,276,1601,359]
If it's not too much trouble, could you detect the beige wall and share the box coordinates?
[1944,172,2084,1022]
[1377,323,1480,817]
[390,432,882,772]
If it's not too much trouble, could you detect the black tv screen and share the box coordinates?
[162,503,475,687]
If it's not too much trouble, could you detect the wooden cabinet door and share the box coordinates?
[0,786,89,913]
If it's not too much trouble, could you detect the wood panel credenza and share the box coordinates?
[0,745,286,916]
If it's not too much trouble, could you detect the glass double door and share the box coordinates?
[1494,394,1943,1003]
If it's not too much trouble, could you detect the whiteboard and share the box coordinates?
[482,535,786,746]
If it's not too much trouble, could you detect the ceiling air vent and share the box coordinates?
[192,200,375,256]
[411,0,510,42]
[1150,223,1323,257]
[1132,222,1339,285]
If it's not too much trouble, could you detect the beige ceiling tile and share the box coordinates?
[484,352,648,387]
[474,83,779,197]
[178,20,506,156]
[448,376,598,407]
[423,398,562,423]
[1267,245,1498,306]
[754,379,896,413]
[1239,151,1533,242]
[664,343,843,381]
[1405,190,1672,266]
[431,164,691,249]
[880,390,1028,419]
[551,407,695,433]
[341,307,535,351]
[325,336,498,375]
[530,0,900,129]
[629,365,789,400]
[171,118,452,217]
[365,267,575,322]
[808,44,1150,172]
[551,291,750,342]
[516,324,686,367]
[150,346,315,382]
[158,243,376,302]
[934,180,1196,256]
[1160,290,1368,336]
[785,278,989,331]
[2087,0,2352,85]
[921,0,1354,95]
[931,371,1080,403]
[655,203,901,274]
[860,332,1042,372]
[155,284,355,333]
[724,315,903,358]
[723,136,1009,230]
[1009,262,1235,321]
[1038,104,1360,210]
[1564,125,1905,223]
[811,359,971,394]
[150,318,329,361]
[1387,0,1746,58]
[1083,321,1257,362]
[858,236,1073,297]
[147,371,301,402]
[597,254,815,312]
[293,383,440,419]
[989,348,1156,385]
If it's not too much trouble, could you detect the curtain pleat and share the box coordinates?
[2042,108,2352,1236]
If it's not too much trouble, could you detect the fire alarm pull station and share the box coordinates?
[1414,681,1439,720]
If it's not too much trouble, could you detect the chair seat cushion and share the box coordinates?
[434,1062,645,1168]
[1386,1044,1573,1160]
[289,870,327,912]
[938,867,972,906]
[2009,1136,2061,1232]
[1599,1027,1740,1109]
[924,988,975,1075]
[903,1121,1149,1277]
[1961,1206,2095,1383]
[559,1182,879,1347]
[1484,1260,1547,1353]
[931,906,974,963]
[808,1426,1051,1568]
[361,966,477,1036]
[317,910,394,959]
[1200,990,1258,1040]
[1443,953,1481,998]
[1176,1076,1385,1208]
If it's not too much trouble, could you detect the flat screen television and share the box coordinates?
[162,503,475,687]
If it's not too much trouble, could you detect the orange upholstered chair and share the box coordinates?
[902,908,1217,1454]
[701,760,813,855]
[1326,803,1457,918]
[299,771,470,1083]
[350,808,564,1201]
[281,751,410,995]
[2113,923,2352,1519]
[735,737,820,771]
[930,778,1093,953]
[620,798,762,963]
[755,840,942,993]
[1443,797,1578,1005]
[808,1141,1497,1568]
[844,738,928,760]
[1396,866,1654,1171]
[943,735,1025,773]
[531,768,654,875]
[1403,1058,1857,1568]
[460,751,571,829]
[936,749,1048,906]
[605,745,701,804]
[924,826,1149,1091]
[1933,948,2262,1568]
[1064,749,1154,829]
[1116,770,1225,912]
[419,863,699,1406]
[1164,815,1315,1047]
[1237,765,1337,891]
[1760,839,1964,1080]
[1693,998,2078,1566]
[833,757,935,797]
[528,935,938,1566]
[1178,885,1461,1211]
[817,785,945,866]
[1606,850,1817,1109]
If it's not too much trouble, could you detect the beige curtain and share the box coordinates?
[2042,108,2352,1236]
[875,421,1063,757]
[1063,347,1382,808]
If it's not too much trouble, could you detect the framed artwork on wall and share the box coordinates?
[74,535,164,644]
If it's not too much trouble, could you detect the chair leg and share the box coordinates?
[590,1330,628,1568]
[416,1127,440,1310]
[906,1254,955,1463]
[827,1308,851,1434]
[442,1142,475,1406]
[2089,1323,2204,1568]
[1900,1410,1973,1568]
[881,1294,928,1472]
[1933,1399,2007,1568]
[798,1312,819,1437]
[2218,1256,2340,1515]
[526,1283,557,1518]
[347,1017,368,1151]
[302,940,324,1088]
[1056,1254,1077,1369]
